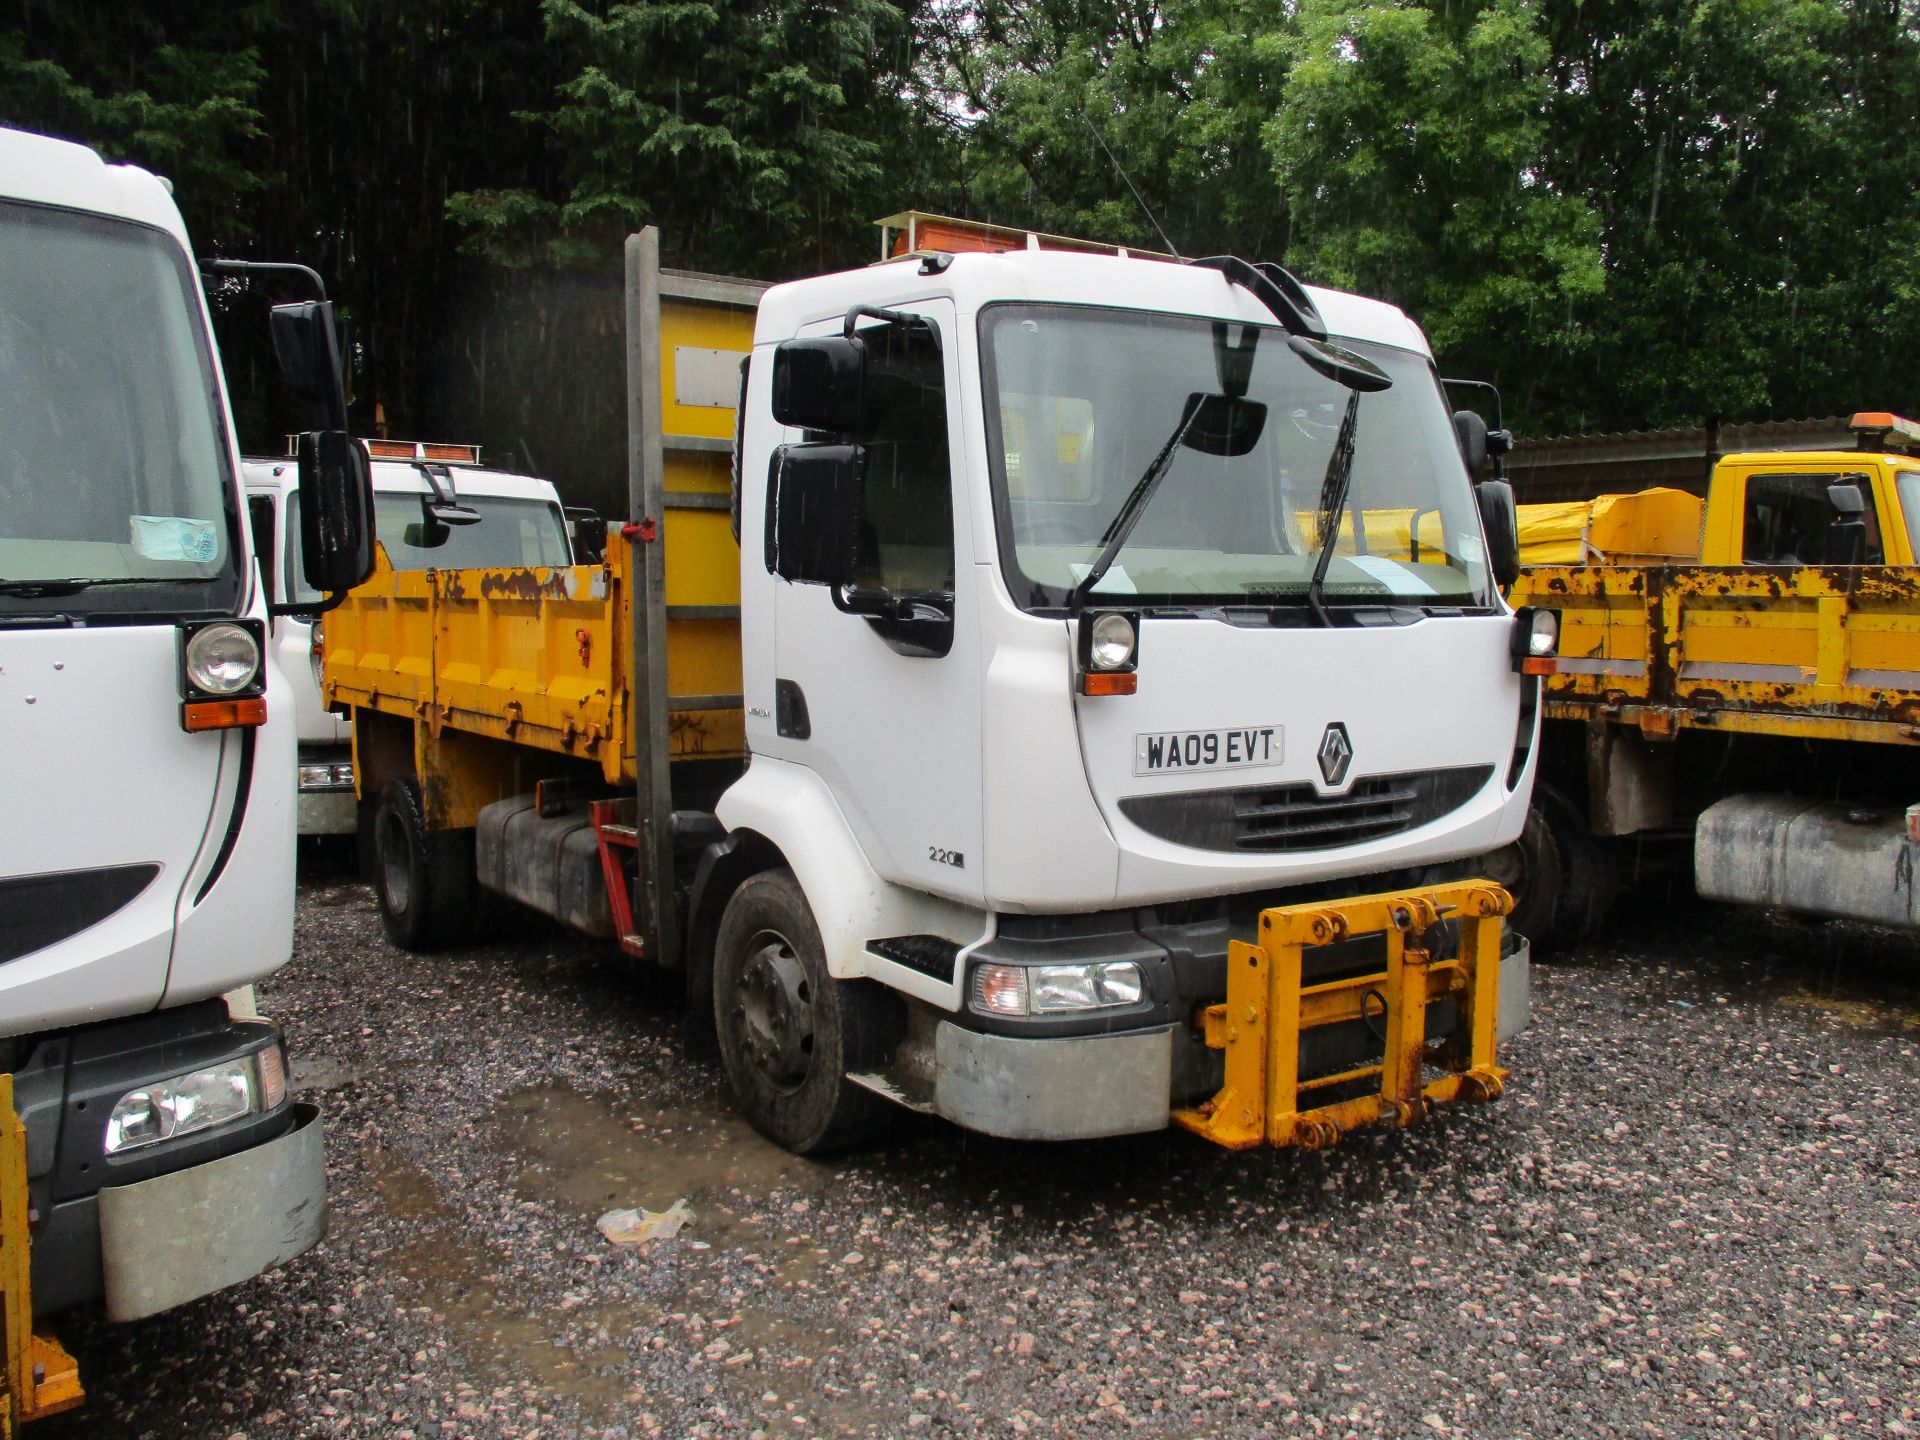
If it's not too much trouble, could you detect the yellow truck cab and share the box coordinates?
[1696,416,1920,566]
[1500,413,1920,944]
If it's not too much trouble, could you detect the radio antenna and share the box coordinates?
[1080,110,1183,261]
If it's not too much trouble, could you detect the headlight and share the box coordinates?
[103,1046,285,1154]
[1077,609,1141,696]
[1511,607,1560,674]
[1088,613,1137,670]
[184,621,261,695]
[969,961,1146,1018]
[297,762,355,791]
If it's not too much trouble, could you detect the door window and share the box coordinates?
[1741,472,1881,565]
[852,320,954,595]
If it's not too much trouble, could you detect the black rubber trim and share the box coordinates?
[0,865,161,963]
[193,726,257,905]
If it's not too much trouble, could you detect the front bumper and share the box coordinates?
[934,1023,1174,1140]
[897,883,1532,1145]
[296,748,356,835]
[99,1101,325,1320]
[297,788,357,835]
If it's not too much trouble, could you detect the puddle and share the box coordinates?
[290,1054,359,1093]
[488,1084,838,1259]
[1777,990,1920,1031]
[481,1086,905,1430]
[361,1148,642,1422]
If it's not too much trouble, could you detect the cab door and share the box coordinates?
[764,300,986,905]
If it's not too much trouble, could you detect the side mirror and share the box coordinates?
[566,507,608,564]
[1453,410,1490,479]
[1476,478,1521,589]
[765,444,862,587]
[270,300,349,431]
[296,431,375,595]
[773,336,868,434]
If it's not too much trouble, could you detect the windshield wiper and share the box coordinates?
[1068,395,1210,610]
[1304,390,1363,628]
[0,576,195,597]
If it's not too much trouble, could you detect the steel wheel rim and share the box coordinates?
[731,929,815,1092]
[379,809,412,915]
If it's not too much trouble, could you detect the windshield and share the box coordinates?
[372,491,572,570]
[982,304,1493,613]
[1896,469,1920,562]
[0,201,239,612]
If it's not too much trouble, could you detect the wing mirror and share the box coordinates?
[773,336,869,434]
[294,431,375,597]
[1477,478,1522,589]
[765,444,862,587]
[270,300,350,431]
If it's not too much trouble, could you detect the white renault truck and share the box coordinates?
[244,444,576,836]
[0,124,372,1367]
[324,223,1554,1157]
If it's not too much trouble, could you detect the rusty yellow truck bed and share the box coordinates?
[1515,563,1920,745]
[323,244,761,847]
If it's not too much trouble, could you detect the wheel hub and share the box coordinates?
[734,935,814,1089]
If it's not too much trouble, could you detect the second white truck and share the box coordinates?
[244,444,574,836]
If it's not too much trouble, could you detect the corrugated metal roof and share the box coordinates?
[1504,417,1861,501]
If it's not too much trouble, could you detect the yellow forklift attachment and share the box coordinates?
[1173,880,1511,1150]
[2,1076,82,1434]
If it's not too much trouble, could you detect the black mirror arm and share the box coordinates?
[200,257,329,303]
[1188,256,1327,340]
[270,591,349,621]
[843,304,933,339]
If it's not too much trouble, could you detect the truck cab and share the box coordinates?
[243,443,574,835]
[1697,417,1920,566]
[325,222,1544,1156]
[0,124,372,1362]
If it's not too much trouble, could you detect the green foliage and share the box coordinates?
[0,3,270,247]
[1268,0,1605,391]
[449,0,940,278]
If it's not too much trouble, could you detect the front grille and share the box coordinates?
[1119,765,1493,853]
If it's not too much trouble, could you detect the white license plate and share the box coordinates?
[1134,725,1282,776]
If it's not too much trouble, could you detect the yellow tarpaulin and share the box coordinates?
[1518,488,1703,567]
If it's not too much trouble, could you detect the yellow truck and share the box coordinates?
[324,219,1546,1155]
[1494,413,1920,944]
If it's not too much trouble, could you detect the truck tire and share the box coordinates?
[713,869,898,1154]
[372,778,474,952]
[1489,784,1618,952]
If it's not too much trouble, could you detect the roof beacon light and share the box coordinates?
[288,436,482,465]
[1850,413,1920,454]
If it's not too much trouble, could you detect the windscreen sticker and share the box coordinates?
[1346,555,1437,595]
[1068,562,1137,594]
[131,515,219,563]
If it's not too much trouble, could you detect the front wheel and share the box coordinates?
[1483,784,1618,952]
[713,870,899,1154]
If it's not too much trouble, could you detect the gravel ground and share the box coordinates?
[37,871,1920,1440]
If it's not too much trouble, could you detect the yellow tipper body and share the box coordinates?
[324,264,760,830]
[1513,449,1920,746]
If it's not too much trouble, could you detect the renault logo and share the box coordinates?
[1317,722,1353,787]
